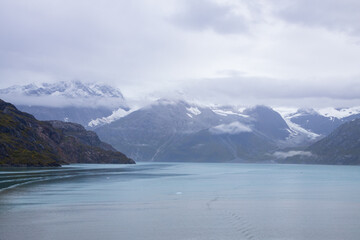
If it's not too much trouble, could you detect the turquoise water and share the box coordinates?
[1,163,360,240]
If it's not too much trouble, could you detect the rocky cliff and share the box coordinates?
[0,99,135,167]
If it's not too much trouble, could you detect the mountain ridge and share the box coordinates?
[94,101,295,162]
[0,80,125,99]
[0,99,135,167]
[278,118,360,165]
[0,81,129,127]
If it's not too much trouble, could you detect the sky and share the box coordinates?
[1,0,360,107]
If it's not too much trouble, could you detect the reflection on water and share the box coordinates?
[1,163,360,240]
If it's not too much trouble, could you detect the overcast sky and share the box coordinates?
[1,0,360,107]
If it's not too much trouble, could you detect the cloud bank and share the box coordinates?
[272,150,313,159]
[210,121,252,135]
[1,0,360,107]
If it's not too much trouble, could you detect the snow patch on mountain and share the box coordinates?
[186,113,193,118]
[210,122,252,135]
[285,119,320,140]
[212,108,249,118]
[187,107,201,116]
[88,107,136,127]
[275,107,320,143]
[317,107,360,119]
[276,106,360,120]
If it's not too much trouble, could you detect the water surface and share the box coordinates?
[1,163,360,240]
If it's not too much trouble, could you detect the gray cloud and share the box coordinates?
[272,151,312,159]
[0,0,360,108]
[277,0,360,35]
[0,94,124,108]
[178,74,360,108]
[0,0,180,85]
[170,0,250,34]
[209,121,252,135]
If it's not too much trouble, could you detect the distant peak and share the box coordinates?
[0,80,124,99]
[243,105,275,114]
[0,81,127,108]
[317,107,360,119]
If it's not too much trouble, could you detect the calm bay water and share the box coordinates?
[1,162,360,240]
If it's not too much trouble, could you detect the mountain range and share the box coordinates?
[93,100,360,163]
[93,100,314,162]
[0,80,125,98]
[1,81,360,164]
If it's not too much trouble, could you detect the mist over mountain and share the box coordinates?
[0,80,127,108]
[1,80,360,164]
[93,100,322,162]
[0,81,129,127]
[1,0,360,165]
[0,80,123,97]
[15,106,113,128]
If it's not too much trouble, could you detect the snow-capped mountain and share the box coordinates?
[277,107,360,136]
[2,80,359,162]
[0,80,128,127]
[276,118,360,165]
[317,107,360,119]
[0,80,124,99]
[94,99,360,162]
[94,100,309,162]
[88,107,136,128]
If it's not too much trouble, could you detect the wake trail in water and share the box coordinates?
[0,173,80,193]
[0,168,112,193]
[0,164,161,193]
[224,210,258,240]
[206,196,260,240]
